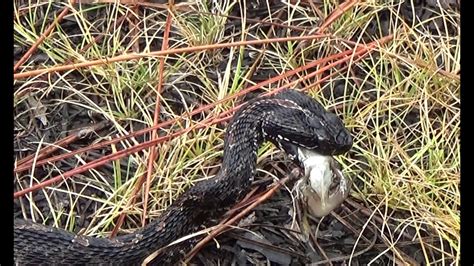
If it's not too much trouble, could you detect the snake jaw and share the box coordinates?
[14,89,354,264]
[296,147,351,217]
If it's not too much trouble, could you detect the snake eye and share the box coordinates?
[336,130,353,151]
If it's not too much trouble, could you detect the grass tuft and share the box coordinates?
[14,0,459,264]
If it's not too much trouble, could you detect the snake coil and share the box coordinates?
[14,89,352,264]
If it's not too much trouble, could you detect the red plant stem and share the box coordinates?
[14,41,366,173]
[184,168,301,262]
[141,1,174,227]
[318,0,358,34]
[13,35,392,198]
[14,1,75,72]
[14,34,331,79]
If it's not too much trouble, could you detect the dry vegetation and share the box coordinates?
[14,0,459,264]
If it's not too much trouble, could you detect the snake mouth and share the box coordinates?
[296,147,352,217]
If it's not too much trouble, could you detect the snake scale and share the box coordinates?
[14,89,353,264]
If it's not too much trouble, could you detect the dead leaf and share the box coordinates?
[26,95,48,126]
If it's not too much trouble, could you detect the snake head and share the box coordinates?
[306,111,353,156]
[270,89,353,156]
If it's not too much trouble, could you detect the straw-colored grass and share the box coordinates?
[14,0,459,264]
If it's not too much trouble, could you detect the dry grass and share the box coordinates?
[13,0,459,264]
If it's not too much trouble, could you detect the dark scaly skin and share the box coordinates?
[14,89,353,264]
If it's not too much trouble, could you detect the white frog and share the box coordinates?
[295,147,351,217]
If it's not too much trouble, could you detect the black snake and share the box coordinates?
[14,89,353,264]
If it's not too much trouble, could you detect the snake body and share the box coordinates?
[14,89,353,264]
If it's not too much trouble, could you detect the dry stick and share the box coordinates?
[318,0,359,34]
[16,121,110,167]
[335,36,449,84]
[130,5,141,53]
[295,0,358,53]
[309,218,332,265]
[77,1,302,32]
[14,0,75,72]
[141,186,260,266]
[63,14,128,65]
[210,163,291,225]
[13,36,392,198]
[13,55,341,198]
[141,1,174,228]
[344,199,420,265]
[240,9,285,89]
[345,198,415,241]
[15,34,356,172]
[139,1,308,32]
[142,187,262,264]
[19,33,392,173]
[310,225,378,265]
[14,126,196,198]
[304,0,359,90]
[182,168,302,263]
[226,231,308,259]
[295,0,359,101]
[110,5,170,236]
[17,2,50,16]
[138,2,307,31]
[16,135,76,167]
[12,54,370,198]
[14,41,359,173]
[387,52,459,81]
[225,161,296,213]
[13,34,331,79]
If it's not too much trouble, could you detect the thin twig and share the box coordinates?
[14,0,76,72]
[14,35,392,198]
[309,225,378,265]
[141,0,174,227]
[14,34,331,79]
[15,35,391,175]
[182,168,302,263]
